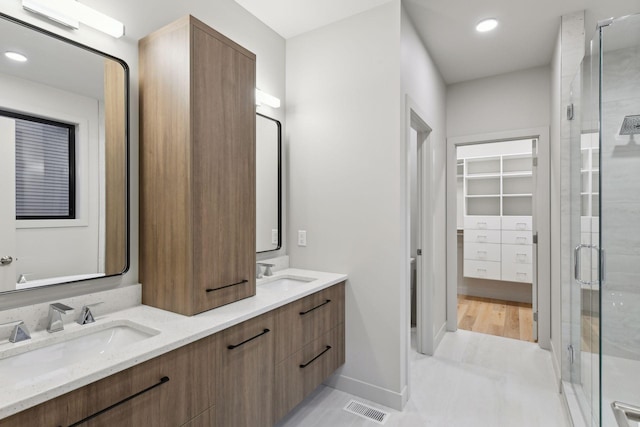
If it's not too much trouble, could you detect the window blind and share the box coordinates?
[14,117,74,218]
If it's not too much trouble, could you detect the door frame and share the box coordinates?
[446,127,550,349]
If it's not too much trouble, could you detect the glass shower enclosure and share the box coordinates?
[567,13,640,427]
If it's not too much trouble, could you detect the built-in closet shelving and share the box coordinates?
[461,151,533,283]
[580,133,600,287]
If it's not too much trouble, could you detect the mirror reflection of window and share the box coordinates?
[0,110,76,220]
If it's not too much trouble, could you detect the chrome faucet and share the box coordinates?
[1,320,31,343]
[47,302,74,332]
[77,302,103,325]
[257,262,275,277]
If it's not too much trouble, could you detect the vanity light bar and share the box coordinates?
[22,0,125,38]
[256,88,281,109]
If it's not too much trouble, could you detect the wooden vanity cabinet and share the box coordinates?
[139,15,257,316]
[214,311,275,427]
[0,337,216,427]
[272,282,346,422]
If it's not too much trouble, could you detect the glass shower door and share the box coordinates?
[599,14,640,427]
[569,54,600,426]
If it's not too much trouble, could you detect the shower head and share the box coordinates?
[619,115,640,135]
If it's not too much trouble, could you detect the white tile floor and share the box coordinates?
[276,329,571,427]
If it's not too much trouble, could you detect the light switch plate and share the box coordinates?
[298,230,307,247]
[272,229,278,245]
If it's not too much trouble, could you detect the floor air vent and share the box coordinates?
[343,399,390,424]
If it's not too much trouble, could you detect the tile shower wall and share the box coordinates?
[600,44,640,361]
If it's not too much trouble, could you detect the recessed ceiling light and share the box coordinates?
[476,18,498,33]
[5,51,28,62]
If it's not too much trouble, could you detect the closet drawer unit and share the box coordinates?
[273,325,344,422]
[274,282,345,363]
[463,260,501,280]
[501,216,532,231]
[463,242,501,262]
[502,263,533,283]
[463,229,501,244]
[502,230,533,245]
[464,216,501,230]
[502,244,533,265]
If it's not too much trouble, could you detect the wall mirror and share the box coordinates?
[256,113,281,253]
[0,13,129,293]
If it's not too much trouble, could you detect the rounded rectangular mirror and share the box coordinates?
[256,113,281,253]
[0,13,129,293]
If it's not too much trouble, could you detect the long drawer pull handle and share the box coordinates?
[227,329,270,350]
[68,376,170,426]
[300,346,332,369]
[299,299,331,316]
[206,279,248,293]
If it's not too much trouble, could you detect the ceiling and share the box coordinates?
[234,0,640,84]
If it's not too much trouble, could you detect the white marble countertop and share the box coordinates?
[0,268,347,419]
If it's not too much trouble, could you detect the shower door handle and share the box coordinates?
[574,244,599,286]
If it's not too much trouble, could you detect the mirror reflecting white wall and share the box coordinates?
[256,113,281,253]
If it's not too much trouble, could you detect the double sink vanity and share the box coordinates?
[0,270,347,426]
[0,10,347,427]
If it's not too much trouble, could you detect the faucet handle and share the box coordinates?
[77,302,103,325]
[0,320,31,343]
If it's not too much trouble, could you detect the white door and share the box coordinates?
[0,117,16,292]
[530,138,539,341]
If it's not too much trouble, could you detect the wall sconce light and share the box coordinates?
[256,88,281,109]
[22,0,125,38]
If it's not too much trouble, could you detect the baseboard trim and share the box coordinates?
[324,372,407,411]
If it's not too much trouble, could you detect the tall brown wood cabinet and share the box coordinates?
[139,15,256,316]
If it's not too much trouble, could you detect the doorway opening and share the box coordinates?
[454,138,540,343]
[407,107,433,357]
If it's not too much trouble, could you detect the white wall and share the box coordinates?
[287,1,408,409]
[0,0,286,309]
[400,5,448,361]
[447,66,551,138]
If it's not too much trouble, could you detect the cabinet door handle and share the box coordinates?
[206,279,248,293]
[299,346,332,368]
[227,329,270,350]
[299,299,331,316]
[68,376,170,427]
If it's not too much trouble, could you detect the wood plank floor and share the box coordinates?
[457,294,535,342]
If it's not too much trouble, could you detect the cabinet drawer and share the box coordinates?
[501,216,532,231]
[273,325,345,423]
[502,244,533,265]
[275,282,345,363]
[463,216,501,230]
[463,242,501,262]
[2,338,214,427]
[216,312,275,427]
[502,230,532,245]
[502,263,533,283]
[463,229,501,244]
[463,260,501,280]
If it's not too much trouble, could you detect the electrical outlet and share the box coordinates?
[271,229,278,245]
[298,230,307,247]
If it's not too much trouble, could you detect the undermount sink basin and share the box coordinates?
[0,320,159,387]
[258,275,316,292]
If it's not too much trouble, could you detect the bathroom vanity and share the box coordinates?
[0,271,346,426]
